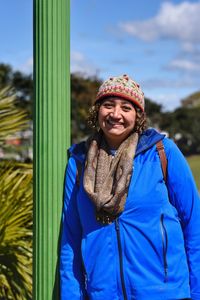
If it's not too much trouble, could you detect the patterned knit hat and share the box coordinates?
[95,74,145,111]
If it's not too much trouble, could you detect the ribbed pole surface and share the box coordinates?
[33,1,70,299]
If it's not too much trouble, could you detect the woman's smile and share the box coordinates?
[106,118,123,127]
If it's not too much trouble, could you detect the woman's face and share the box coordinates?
[98,97,136,149]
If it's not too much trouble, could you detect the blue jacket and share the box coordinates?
[60,129,200,300]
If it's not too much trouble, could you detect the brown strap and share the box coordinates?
[75,160,82,186]
[156,140,167,182]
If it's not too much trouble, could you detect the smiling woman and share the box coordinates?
[60,74,200,300]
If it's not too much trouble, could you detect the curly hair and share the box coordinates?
[87,101,147,135]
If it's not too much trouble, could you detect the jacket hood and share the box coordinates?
[69,128,165,163]
[135,128,165,156]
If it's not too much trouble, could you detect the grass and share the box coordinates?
[187,155,200,191]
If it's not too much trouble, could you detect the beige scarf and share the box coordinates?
[83,131,139,224]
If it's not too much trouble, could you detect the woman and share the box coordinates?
[60,74,200,300]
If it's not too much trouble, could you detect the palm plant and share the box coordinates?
[0,86,28,147]
[0,162,32,299]
[0,86,32,299]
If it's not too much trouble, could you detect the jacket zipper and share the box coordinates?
[160,213,168,282]
[115,218,128,300]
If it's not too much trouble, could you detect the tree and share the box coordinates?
[0,63,33,118]
[71,73,100,142]
[145,97,163,128]
[160,107,200,155]
[0,64,12,87]
[182,91,200,108]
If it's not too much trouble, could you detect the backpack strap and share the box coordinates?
[156,140,167,182]
[75,159,82,187]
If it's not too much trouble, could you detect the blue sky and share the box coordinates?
[0,1,32,73]
[0,0,200,111]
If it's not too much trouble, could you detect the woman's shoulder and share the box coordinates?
[162,136,182,157]
[142,128,178,152]
[68,140,87,159]
[65,141,87,180]
[136,128,165,155]
[137,128,183,160]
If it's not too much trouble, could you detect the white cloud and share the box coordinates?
[182,42,197,53]
[119,2,200,44]
[142,76,199,90]
[71,51,99,76]
[168,58,200,72]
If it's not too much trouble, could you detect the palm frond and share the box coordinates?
[0,87,28,146]
[0,162,32,299]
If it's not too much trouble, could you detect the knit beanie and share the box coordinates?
[95,74,145,111]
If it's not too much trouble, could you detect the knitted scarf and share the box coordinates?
[83,131,139,224]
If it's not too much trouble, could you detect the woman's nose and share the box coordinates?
[110,106,121,118]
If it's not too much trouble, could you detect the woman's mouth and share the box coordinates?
[107,119,123,126]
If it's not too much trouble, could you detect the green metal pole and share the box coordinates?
[33,1,70,299]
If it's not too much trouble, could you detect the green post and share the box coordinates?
[33,0,70,299]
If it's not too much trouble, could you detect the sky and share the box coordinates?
[0,0,200,111]
[0,1,33,73]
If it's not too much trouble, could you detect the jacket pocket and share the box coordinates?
[160,213,168,282]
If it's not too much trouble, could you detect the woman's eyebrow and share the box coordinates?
[121,101,132,106]
[103,100,113,104]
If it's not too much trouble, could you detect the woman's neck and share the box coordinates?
[104,137,123,150]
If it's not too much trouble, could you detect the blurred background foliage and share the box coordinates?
[0,62,199,298]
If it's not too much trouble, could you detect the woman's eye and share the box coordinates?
[122,106,132,111]
[103,103,113,108]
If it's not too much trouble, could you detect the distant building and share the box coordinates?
[0,126,33,162]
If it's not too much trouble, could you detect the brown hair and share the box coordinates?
[87,101,147,134]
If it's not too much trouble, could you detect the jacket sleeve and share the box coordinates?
[60,157,87,300]
[165,138,200,300]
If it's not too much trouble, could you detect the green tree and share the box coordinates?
[71,73,101,142]
[160,107,200,155]
[0,64,12,87]
[0,63,33,118]
[145,97,163,128]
